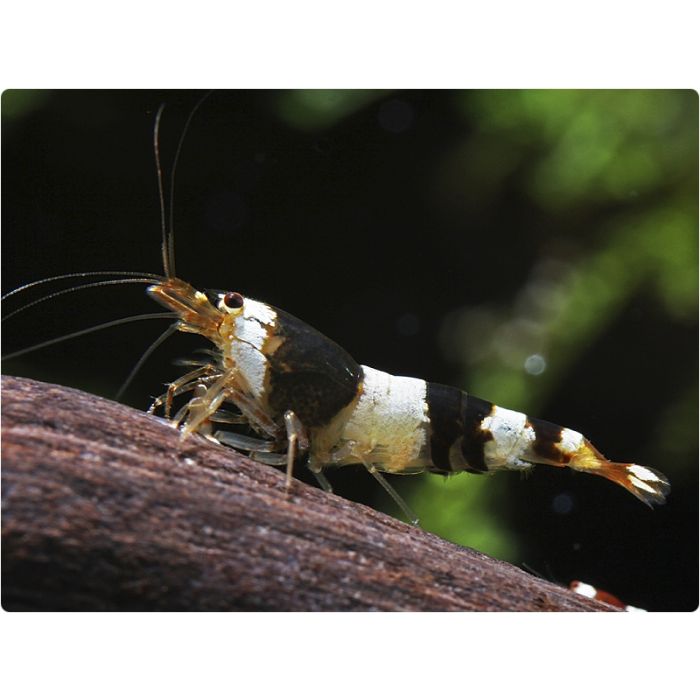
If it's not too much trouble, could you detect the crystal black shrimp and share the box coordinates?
[4,100,671,526]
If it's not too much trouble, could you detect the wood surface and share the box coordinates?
[1,375,614,611]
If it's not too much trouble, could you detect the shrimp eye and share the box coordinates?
[223,291,244,310]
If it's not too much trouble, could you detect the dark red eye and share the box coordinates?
[223,291,244,309]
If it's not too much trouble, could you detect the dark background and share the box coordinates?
[2,89,697,611]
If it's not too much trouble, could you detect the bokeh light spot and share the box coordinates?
[524,353,547,375]
[552,492,574,515]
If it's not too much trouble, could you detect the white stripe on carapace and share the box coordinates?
[230,298,277,400]
[337,366,429,472]
[481,406,534,469]
[243,298,277,327]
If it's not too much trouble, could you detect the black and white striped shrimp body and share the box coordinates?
[148,277,671,522]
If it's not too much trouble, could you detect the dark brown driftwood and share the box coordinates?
[1,375,615,611]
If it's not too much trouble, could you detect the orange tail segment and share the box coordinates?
[593,461,670,507]
[569,439,671,507]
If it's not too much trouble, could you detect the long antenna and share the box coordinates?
[114,323,178,401]
[2,312,176,362]
[166,90,213,278]
[153,103,171,278]
[2,277,163,323]
[1,270,163,302]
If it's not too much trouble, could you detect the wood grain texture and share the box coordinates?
[1,375,615,612]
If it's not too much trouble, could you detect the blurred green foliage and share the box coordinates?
[411,473,518,561]
[1,89,49,120]
[276,89,386,130]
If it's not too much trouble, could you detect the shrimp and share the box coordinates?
[3,93,671,526]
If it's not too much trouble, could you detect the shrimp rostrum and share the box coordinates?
[147,275,670,524]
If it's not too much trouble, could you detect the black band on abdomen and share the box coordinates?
[426,382,493,474]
